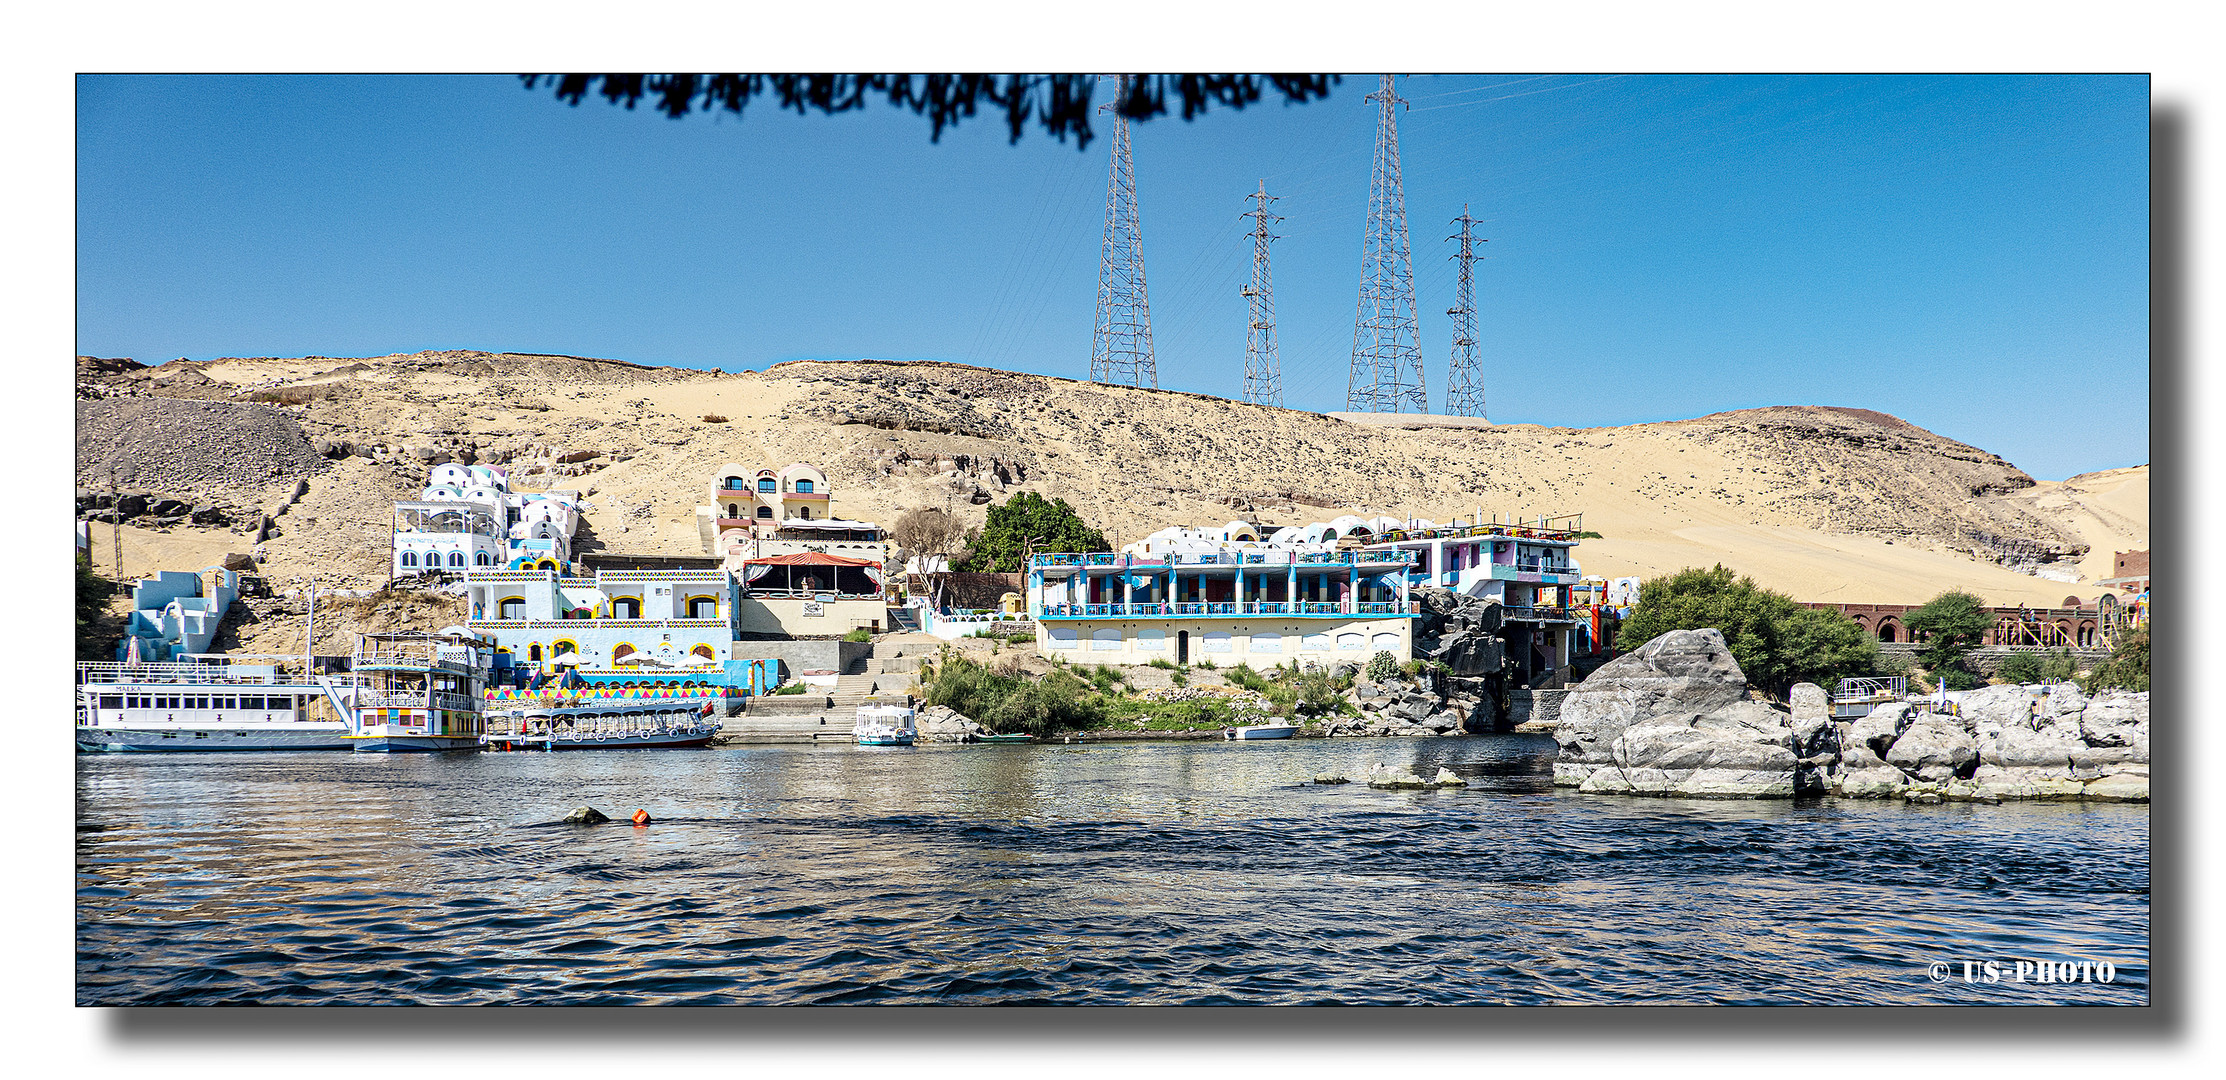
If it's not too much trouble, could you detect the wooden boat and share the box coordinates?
[483,697,721,751]
[975,733,1035,744]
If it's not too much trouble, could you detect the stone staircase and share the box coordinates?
[886,606,921,633]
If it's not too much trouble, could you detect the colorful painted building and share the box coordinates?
[463,566,739,670]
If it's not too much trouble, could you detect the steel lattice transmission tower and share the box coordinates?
[1346,74,1427,414]
[1443,206,1489,419]
[1090,75,1156,388]
[1240,180,1284,407]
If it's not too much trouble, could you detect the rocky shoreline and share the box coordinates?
[1551,629,2147,803]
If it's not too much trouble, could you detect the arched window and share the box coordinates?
[726,504,739,517]
[552,639,579,659]
[1302,633,1332,652]
[1047,626,1078,650]
[528,643,543,662]
[722,476,745,490]
[474,552,492,566]
[1202,631,1232,653]
[1336,633,1365,651]
[687,596,719,619]
[691,644,716,660]
[797,506,812,520]
[756,506,772,519]
[796,479,814,493]
[400,551,419,568]
[758,477,776,492]
[611,644,636,663]
[448,550,467,568]
[1877,623,1897,643]
[1371,632,1401,652]
[1250,632,1281,653]
[498,596,525,619]
[1135,629,1166,651]
[611,597,642,620]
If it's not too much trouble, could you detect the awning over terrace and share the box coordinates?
[741,552,883,595]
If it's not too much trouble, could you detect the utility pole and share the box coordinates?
[1444,206,1489,419]
[1090,74,1157,388]
[1346,74,1427,414]
[1240,180,1284,408]
[109,463,123,583]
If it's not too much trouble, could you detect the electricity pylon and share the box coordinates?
[1090,74,1156,388]
[1345,74,1426,413]
[1444,206,1488,419]
[1240,180,1283,407]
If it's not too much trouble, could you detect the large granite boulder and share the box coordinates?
[1555,630,1815,798]
[917,705,987,743]
[1411,588,1508,675]
[2079,691,2147,749]
[1884,718,1980,783]
[1554,629,1749,773]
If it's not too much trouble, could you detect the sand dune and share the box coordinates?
[77,351,2146,610]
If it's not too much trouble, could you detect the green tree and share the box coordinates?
[2080,628,2149,693]
[954,492,1108,573]
[1904,590,1994,684]
[76,555,117,662]
[1619,564,1878,695]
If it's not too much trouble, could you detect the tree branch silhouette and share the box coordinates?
[519,74,1339,149]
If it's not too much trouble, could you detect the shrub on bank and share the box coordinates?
[1620,564,1877,696]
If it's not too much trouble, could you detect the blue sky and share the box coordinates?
[76,74,2149,480]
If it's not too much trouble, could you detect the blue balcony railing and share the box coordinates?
[1036,601,1419,620]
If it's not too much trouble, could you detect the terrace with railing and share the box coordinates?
[1033,550,1412,571]
[1038,600,1420,620]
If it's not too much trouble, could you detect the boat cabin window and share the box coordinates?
[240,697,264,710]
[99,695,123,709]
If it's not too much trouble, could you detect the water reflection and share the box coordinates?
[78,736,2147,1005]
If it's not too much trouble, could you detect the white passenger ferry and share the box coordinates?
[76,631,494,754]
[76,656,352,752]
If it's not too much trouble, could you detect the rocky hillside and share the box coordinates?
[74,350,2127,612]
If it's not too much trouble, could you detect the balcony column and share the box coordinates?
[1348,564,1358,614]
[1234,564,1244,612]
[1288,563,1299,610]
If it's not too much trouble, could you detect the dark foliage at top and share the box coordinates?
[520,74,1339,149]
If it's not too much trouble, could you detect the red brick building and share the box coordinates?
[1802,600,2102,649]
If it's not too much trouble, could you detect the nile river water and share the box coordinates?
[76,735,2149,1005]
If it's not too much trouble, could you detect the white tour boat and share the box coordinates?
[76,655,353,752]
[853,704,917,747]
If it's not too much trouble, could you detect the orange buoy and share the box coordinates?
[632,809,651,826]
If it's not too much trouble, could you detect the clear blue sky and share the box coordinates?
[76,74,2149,480]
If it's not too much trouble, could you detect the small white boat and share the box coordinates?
[853,704,917,747]
[1225,721,1299,741]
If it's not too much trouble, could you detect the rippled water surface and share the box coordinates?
[77,736,2149,1004]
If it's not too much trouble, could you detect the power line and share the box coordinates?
[1346,75,1427,414]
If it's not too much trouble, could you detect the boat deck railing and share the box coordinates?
[75,661,306,685]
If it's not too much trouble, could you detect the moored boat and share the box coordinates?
[76,656,352,752]
[483,698,721,750]
[345,631,492,752]
[853,704,916,746]
[975,733,1034,744]
[1224,721,1299,740]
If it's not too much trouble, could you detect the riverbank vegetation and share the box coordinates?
[917,649,1358,736]
[1619,564,1877,696]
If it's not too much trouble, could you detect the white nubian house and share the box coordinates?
[392,463,583,578]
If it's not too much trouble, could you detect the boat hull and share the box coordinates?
[349,734,482,753]
[1227,724,1299,740]
[856,734,915,746]
[77,725,352,753]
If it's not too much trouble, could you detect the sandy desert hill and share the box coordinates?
[75,350,2146,624]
